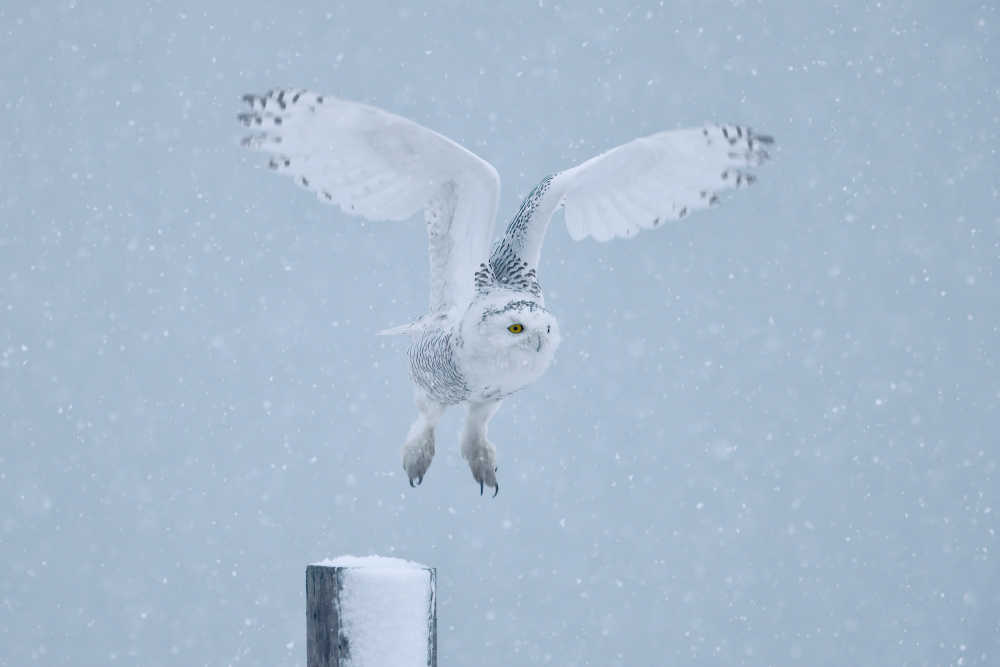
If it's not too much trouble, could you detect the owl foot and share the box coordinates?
[463,440,499,497]
[402,398,447,488]
[402,431,435,487]
[461,401,502,497]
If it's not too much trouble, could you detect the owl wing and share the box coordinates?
[489,124,773,281]
[239,89,501,319]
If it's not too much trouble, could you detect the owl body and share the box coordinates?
[239,89,772,495]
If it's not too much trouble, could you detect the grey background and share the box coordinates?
[2,2,997,666]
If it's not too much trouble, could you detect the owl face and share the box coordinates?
[458,294,561,398]
[477,298,559,351]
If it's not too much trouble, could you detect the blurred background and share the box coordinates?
[1,2,997,665]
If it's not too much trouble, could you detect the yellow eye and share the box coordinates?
[508,323,524,334]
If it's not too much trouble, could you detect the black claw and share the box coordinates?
[479,481,484,496]
[492,483,499,498]
[409,478,415,488]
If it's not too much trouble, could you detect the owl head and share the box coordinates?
[461,293,561,391]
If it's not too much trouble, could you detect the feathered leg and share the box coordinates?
[402,395,447,487]
[461,401,502,496]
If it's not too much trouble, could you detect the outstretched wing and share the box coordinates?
[489,124,773,282]
[239,89,501,318]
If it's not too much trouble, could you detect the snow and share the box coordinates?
[316,556,433,667]
[316,555,429,570]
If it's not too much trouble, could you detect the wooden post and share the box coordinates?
[307,557,436,667]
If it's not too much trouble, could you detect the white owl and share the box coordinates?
[238,89,772,495]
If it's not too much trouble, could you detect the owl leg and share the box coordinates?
[461,400,502,497]
[402,396,447,487]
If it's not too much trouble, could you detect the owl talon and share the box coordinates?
[469,457,498,497]
[477,481,499,497]
[466,451,498,496]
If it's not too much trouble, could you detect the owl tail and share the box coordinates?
[377,319,425,340]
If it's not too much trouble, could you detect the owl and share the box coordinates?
[238,89,772,495]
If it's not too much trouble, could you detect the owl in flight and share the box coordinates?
[238,89,772,496]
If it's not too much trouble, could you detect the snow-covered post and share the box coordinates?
[307,556,437,667]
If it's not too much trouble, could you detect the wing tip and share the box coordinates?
[715,123,776,166]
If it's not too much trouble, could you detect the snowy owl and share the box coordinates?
[238,89,772,496]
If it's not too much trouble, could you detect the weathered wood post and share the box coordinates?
[307,556,436,667]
